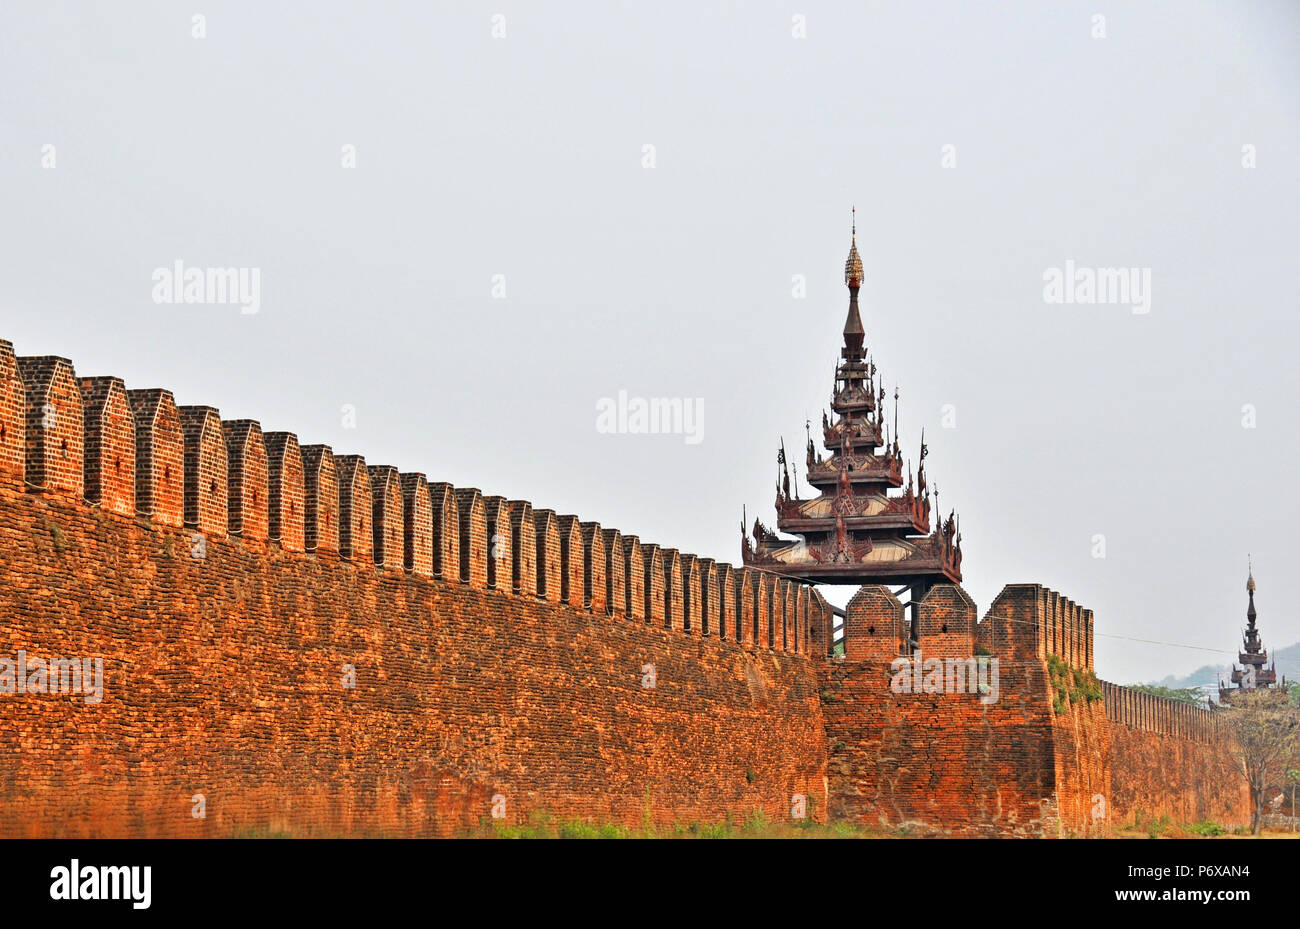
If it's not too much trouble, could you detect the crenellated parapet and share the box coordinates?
[1100,680,1220,744]
[977,584,1094,671]
[0,335,820,675]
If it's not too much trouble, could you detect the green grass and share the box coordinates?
[464,807,898,839]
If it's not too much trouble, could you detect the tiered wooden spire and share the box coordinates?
[1220,562,1284,703]
[741,213,962,589]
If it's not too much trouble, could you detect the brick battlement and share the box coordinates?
[1100,680,1220,743]
[0,337,828,659]
[977,583,1094,670]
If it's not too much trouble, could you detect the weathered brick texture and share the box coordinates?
[0,483,826,838]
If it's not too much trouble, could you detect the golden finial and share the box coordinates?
[844,206,864,287]
[1247,555,1255,593]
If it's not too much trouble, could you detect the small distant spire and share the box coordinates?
[1247,554,1255,593]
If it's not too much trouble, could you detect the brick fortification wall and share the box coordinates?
[0,335,1251,838]
[818,584,1250,836]
[0,338,828,838]
[1099,681,1248,828]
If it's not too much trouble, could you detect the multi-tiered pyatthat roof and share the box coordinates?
[741,213,962,588]
[1219,564,1285,704]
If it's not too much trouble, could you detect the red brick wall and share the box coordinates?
[824,656,1062,836]
[0,483,826,838]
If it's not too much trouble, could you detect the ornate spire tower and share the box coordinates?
[742,211,962,592]
[1220,561,1284,703]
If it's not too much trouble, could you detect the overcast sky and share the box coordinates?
[2,1,1296,685]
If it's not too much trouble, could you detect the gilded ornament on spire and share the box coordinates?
[844,206,864,287]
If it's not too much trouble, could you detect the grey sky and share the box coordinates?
[1,1,1297,685]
